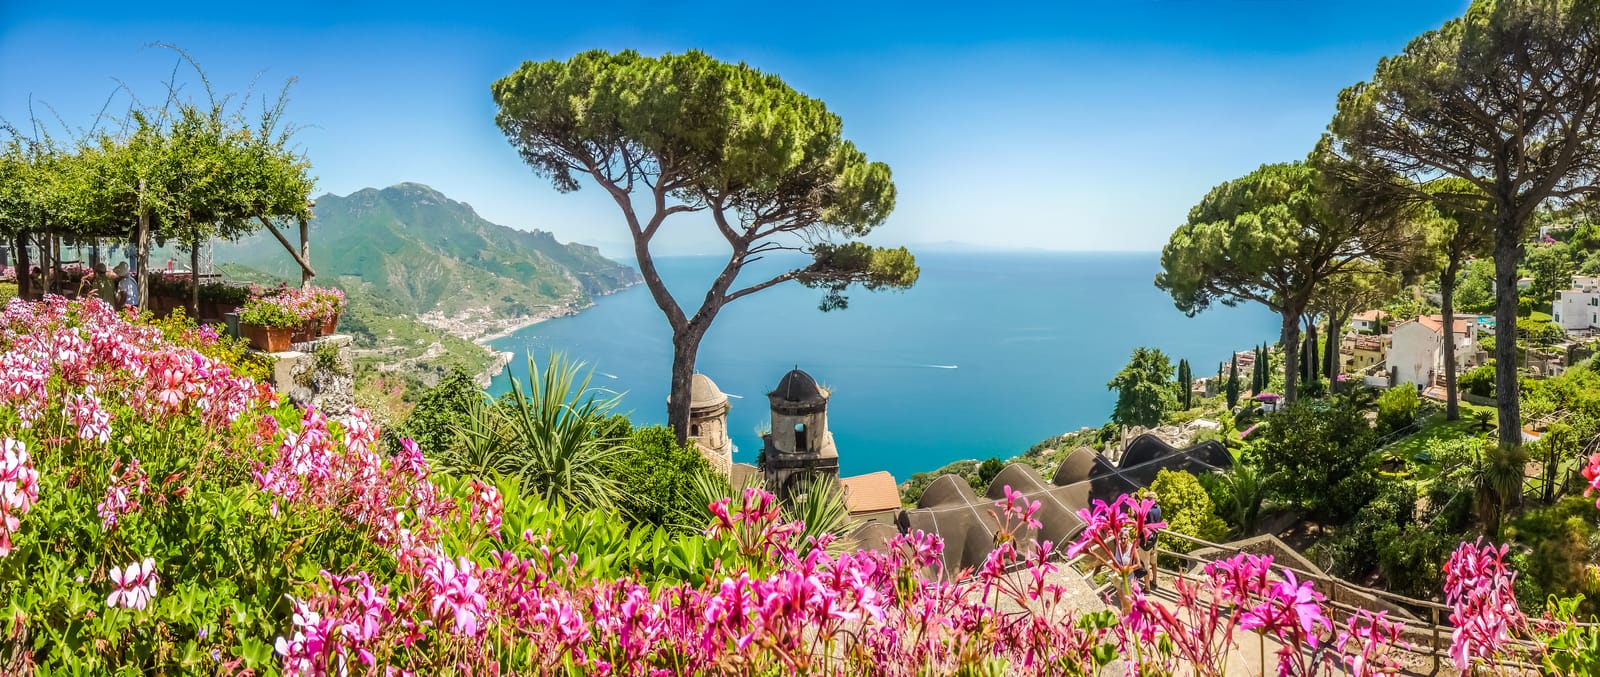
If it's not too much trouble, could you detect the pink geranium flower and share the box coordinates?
[107,557,159,610]
[0,438,39,557]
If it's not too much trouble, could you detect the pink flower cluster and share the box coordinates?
[1066,494,1411,677]
[253,285,345,322]
[465,480,503,534]
[0,438,40,557]
[1444,539,1530,671]
[0,296,273,433]
[253,407,453,554]
[257,480,1417,676]
[97,456,150,530]
[0,297,272,562]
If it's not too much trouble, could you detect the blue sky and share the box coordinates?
[2,1,1469,256]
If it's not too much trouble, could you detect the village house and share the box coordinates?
[1341,333,1388,372]
[1555,276,1600,332]
[1387,315,1478,388]
[1350,310,1389,333]
[840,471,902,525]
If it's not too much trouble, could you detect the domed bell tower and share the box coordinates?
[761,368,840,504]
[685,374,733,475]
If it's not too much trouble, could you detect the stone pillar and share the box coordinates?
[265,334,355,416]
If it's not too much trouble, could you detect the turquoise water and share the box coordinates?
[488,252,1280,480]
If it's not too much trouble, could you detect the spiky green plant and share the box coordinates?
[446,353,625,511]
[687,471,853,552]
[1474,440,1530,537]
[1211,462,1267,537]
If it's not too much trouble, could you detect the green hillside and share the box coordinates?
[217,262,499,400]
[210,183,639,319]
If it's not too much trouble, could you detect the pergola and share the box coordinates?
[1,96,318,314]
[8,208,316,313]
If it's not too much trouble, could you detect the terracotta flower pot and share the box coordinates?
[242,323,293,353]
[320,312,340,336]
[291,320,317,343]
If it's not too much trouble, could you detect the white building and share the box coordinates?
[1554,277,1600,332]
[1350,310,1389,333]
[1387,315,1478,387]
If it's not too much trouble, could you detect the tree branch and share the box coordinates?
[725,269,799,305]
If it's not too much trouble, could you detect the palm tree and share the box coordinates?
[444,353,625,511]
[1473,441,1529,537]
[1211,462,1267,537]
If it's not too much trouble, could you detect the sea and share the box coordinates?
[487,251,1281,480]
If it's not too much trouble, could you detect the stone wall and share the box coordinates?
[265,334,355,416]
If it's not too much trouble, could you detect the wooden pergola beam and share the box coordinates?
[257,216,316,280]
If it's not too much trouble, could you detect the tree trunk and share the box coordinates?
[1323,314,1339,380]
[1280,311,1302,404]
[1324,315,1337,379]
[1441,261,1461,421]
[14,232,27,299]
[1493,209,1523,448]
[189,242,200,317]
[299,217,312,288]
[666,328,707,446]
[1544,444,1558,504]
[136,180,151,312]
[1305,321,1319,391]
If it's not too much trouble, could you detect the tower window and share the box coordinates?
[795,423,807,452]
[690,424,700,437]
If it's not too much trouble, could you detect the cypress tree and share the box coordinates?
[1248,349,1257,394]
[1306,322,1319,388]
[1226,356,1240,409]
[1178,359,1192,409]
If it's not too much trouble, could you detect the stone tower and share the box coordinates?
[761,368,840,503]
[686,373,733,475]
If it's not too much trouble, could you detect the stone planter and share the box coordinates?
[242,323,293,353]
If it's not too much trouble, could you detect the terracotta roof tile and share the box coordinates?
[1411,315,1471,336]
[840,471,901,514]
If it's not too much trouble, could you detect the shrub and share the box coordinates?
[443,353,624,511]
[1460,363,1496,397]
[1506,497,1600,616]
[977,457,1004,487]
[393,369,485,457]
[1327,482,1416,579]
[608,424,718,530]
[1376,523,1454,599]
[196,280,252,306]
[1376,386,1420,434]
[1149,469,1229,553]
[1247,399,1376,517]
[1519,316,1568,346]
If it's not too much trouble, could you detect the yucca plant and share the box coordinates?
[687,471,853,552]
[1474,440,1529,538]
[447,353,626,512]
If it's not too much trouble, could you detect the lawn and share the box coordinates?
[1380,403,1494,481]
[0,282,14,304]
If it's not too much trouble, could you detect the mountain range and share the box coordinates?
[211,182,640,324]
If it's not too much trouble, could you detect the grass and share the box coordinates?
[0,282,14,304]
[1381,403,1495,481]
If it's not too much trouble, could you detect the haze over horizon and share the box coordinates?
[3,1,1470,257]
